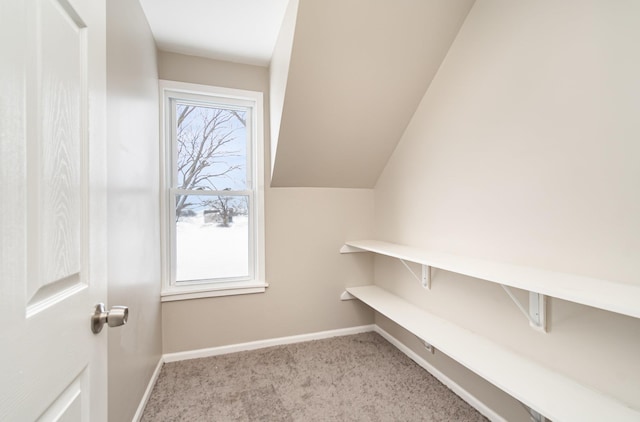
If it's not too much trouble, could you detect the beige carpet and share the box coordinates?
[141,332,488,421]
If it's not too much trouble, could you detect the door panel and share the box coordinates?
[36,370,88,421]
[27,0,87,313]
[0,0,107,420]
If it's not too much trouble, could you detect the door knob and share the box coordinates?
[91,303,129,334]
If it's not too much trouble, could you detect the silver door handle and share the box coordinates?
[91,303,128,334]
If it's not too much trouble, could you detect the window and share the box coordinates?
[160,80,265,301]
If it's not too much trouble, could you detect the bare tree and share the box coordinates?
[175,105,246,219]
[202,191,236,227]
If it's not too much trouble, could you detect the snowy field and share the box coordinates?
[176,214,249,281]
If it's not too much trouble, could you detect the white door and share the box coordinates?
[0,0,108,420]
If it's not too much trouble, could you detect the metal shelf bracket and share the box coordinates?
[416,336,435,354]
[523,404,549,422]
[501,285,547,332]
[340,244,364,254]
[399,259,431,289]
[340,244,431,289]
[340,291,356,301]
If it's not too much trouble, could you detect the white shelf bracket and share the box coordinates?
[500,285,547,333]
[523,404,549,422]
[422,265,431,290]
[340,291,356,301]
[416,336,435,354]
[340,244,365,254]
[399,259,431,290]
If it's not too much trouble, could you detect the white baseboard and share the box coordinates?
[162,324,376,363]
[139,324,501,422]
[132,357,164,422]
[373,325,506,422]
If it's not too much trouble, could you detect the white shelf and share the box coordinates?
[347,285,640,422]
[341,240,640,320]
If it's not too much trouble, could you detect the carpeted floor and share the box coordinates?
[141,332,488,421]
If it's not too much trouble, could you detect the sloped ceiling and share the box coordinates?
[270,0,476,188]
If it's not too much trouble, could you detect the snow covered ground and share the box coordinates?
[176,214,249,282]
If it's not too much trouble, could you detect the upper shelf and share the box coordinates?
[341,240,640,320]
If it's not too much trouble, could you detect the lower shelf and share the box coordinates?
[346,285,639,422]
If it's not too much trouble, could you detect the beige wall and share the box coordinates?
[158,51,267,92]
[374,0,640,420]
[106,1,162,421]
[157,51,374,353]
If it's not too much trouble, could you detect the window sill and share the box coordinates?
[161,281,269,302]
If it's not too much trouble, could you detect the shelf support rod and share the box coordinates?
[500,285,547,332]
[399,259,431,289]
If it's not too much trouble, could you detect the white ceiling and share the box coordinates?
[138,0,290,66]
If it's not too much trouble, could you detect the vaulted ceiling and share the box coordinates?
[270,0,475,188]
[139,0,476,188]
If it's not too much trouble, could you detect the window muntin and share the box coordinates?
[160,81,265,300]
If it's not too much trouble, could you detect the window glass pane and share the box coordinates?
[175,194,249,282]
[175,103,247,191]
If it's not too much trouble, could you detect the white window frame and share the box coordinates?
[159,80,266,301]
